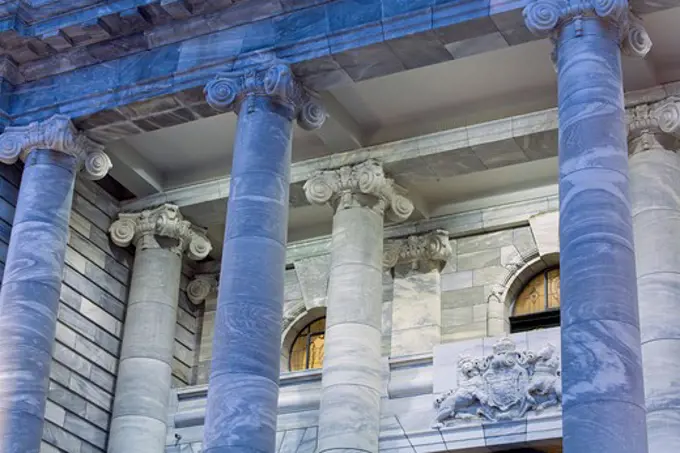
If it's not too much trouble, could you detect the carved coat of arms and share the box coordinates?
[433,337,561,427]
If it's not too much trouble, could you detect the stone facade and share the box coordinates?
[0,173,203,453]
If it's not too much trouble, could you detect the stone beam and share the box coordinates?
[314,92,366,152]
[11,0,678,127]
[105,140,164,197]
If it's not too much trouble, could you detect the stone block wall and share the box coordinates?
[13,174,204,453]
[440,226,539,342]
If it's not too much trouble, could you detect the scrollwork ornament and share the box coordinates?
[83,150,113,181]
[383,229,452,270]
[592,0,627,22]
[0,115,111,179]
[388,195,415,222]
[187,274,218,305]
[303,173,336,205]
[655,98,680,135]
[622,14,652,57]
[298,99,327,131]
[109,218,137,248]
[109,204,212,260]
[523,0,564,37]
[204,76,239,111]
[264,64,295,100]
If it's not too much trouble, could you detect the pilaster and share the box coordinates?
[384,230,452,356]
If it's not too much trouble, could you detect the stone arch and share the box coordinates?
[280,305,327,372]
[486,251,559,336]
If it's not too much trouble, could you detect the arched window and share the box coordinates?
[510,268,560,333]
[289,317,326,372]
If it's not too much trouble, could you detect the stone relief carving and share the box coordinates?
[0,114,112,180]
[187,273,219,305]
[109,204,212,260]
[627,97,680,155]
[204,62,326,131]
[304,159,414,221]
[383,229,452,271]
[433,337,561,427]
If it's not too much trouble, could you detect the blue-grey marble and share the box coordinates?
[0,149,77,453]
[554,16,647,453]
[203,96,293,453]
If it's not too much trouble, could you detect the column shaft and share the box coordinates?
[108,248,182,453]
[317,206,384,453]
[0,150,77,453]
[630,147,680,453]
[556,19,647,453]
[204,96,292,453]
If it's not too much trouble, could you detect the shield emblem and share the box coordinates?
[483,365,529,411]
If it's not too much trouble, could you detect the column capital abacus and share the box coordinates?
[204,62,326,131]
[383,229,453,271]
[303,159,415,222]
[187,273,219,305]
[109,204,212,260]
[523,0,651,58]
[0,114,112,180]
[627,97,680,155]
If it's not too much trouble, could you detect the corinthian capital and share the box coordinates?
[0,115,112,180]
[383,230,452,271]
[109,204,212,260]
[187,273,219,305]
[204,63,326,131]
[627,97,680,155]
[303,159,414,222]
[523,0,651,58]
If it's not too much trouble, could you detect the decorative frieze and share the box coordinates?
[627,97,680,154]
[433,337,561,427]
[109,204,212,260]
[383,229,452,271]
[523,0,651,58]
[186,273,219,305]
[204,62,326,130]
[304,159,414,221]
[0,114,112,180]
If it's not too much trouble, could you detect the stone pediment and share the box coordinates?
[433,337,561,427]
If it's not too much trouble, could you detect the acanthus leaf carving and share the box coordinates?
[383,230,452,271]
[303,159,415,222]
[109,204,212,260]
[0,115,112,180]
[204,63,326,131]
[433,337,561,427]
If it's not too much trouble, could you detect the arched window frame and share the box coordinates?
[509,266,560,333]
[288,317,326,372]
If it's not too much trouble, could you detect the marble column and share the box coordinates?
[383,230,452,356]
[628,98,680,453]
[523,3,652,453]
[202,63,326,453]
[0,115,111,453]
[304,159,414,453]
[107,204,212,453]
